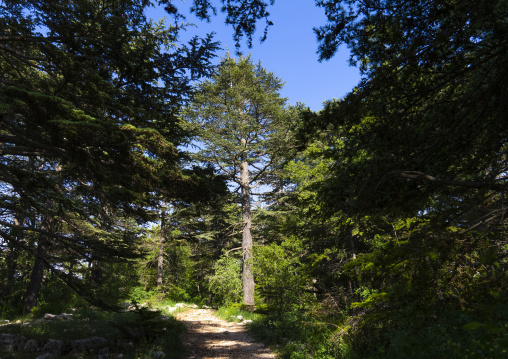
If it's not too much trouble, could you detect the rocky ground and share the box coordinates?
[174,309,276,359]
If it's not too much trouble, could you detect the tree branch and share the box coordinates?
[386,170,506,190]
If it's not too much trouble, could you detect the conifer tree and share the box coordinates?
[184,55,294,306]
[0,0,219,311]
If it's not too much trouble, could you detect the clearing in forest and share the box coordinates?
[174,309,276,359]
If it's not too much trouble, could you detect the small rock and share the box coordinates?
[44,313,57,320]
[244,319,253,324]
[4,334,27,350]
[236,315,244,321]
[116,338,133,349]
[71,336,108,354]
[42,339,64,356]
[58,313,73,320]
[117,354,124,359]
[0,332,13,342]
[24,339,39,352]
[36,354,55,359]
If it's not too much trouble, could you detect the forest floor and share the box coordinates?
[174,308,276,359]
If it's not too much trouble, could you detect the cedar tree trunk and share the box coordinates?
[240,157,255,306]
[157,206,166,288]
[23,221,50,313]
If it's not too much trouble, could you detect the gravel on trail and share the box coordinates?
[174,309,276,359]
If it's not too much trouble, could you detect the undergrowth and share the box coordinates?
[215,303,352,359]
[215,304,262,322]
[0,304,187,359]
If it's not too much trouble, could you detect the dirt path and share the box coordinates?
[174,309,276,359]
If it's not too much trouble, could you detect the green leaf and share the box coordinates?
[463,322,482,331]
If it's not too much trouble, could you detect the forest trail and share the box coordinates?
[174,309,276,359]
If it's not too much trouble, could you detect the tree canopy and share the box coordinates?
[0,0,220,310]
[1,1,507,358]
[290,0,508,356]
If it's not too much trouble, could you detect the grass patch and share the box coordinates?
[215,304,263,323]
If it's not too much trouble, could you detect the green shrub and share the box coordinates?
[215,304,262,322]
[253,239,315,315]
[249,309,351,359]
[207,253,242,306]
[31,275,79,316]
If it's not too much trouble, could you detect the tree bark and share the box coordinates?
[89,259,102,289]
[23,219,50,313]
[240,156,255,306]
[157,205,166,289]
[5,214,24,288]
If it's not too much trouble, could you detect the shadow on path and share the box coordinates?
[175,309,275,359]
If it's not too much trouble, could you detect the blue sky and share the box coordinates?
[147,2,361,112]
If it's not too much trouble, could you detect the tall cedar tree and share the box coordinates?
[184,55,294,306]
[0,0,219,311]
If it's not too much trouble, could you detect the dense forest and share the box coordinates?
[1,0,507,358]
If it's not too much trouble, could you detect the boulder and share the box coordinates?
[36,354,55,359]
[24,339,39,352]
[0,333,13,343]
[42,339,64,356]
[152,350,164,358]
[43,313,58,320]
[70,336,108,355]
[58,313,73,320]
[98,346,110,356]
[116,338,133,349]
[0,333,26,351]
